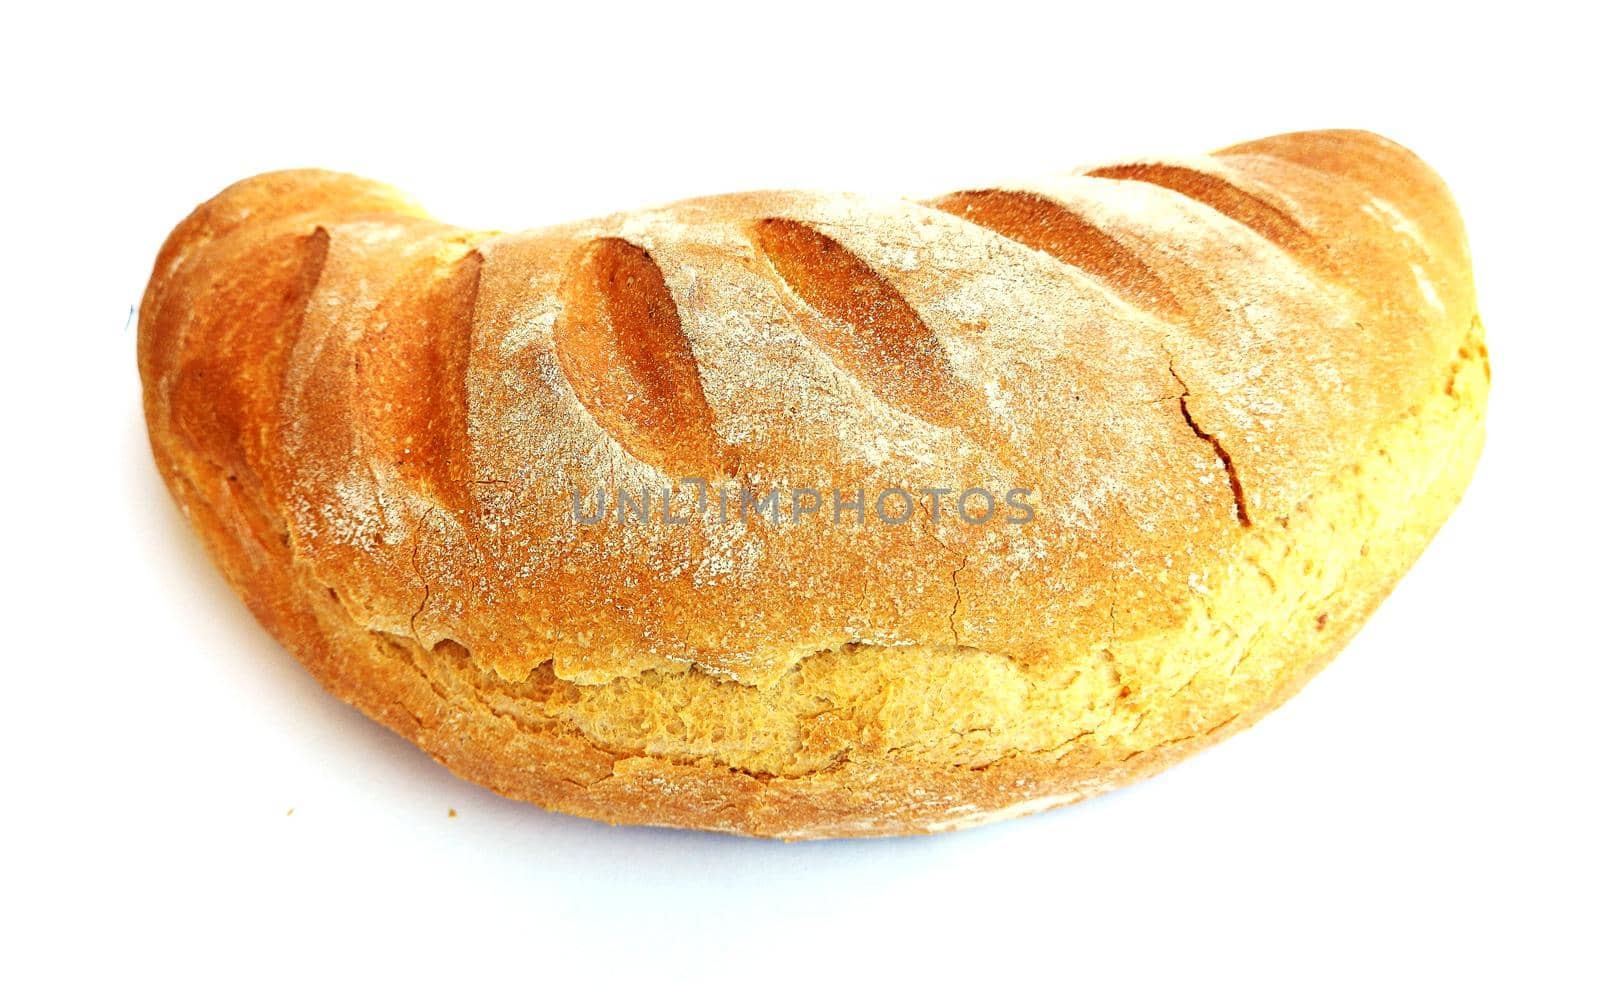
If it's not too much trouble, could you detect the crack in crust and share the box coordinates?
[1166,358,1252,528]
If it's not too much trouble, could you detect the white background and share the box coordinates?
[5,2,1595,999]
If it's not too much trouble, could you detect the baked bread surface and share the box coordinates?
[139,129,1488,837]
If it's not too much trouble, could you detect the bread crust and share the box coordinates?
[139,130,1488,837]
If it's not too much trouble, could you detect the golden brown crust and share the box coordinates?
[139,130,1487,837]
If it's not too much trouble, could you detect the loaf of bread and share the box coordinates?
[138,129,1487,838]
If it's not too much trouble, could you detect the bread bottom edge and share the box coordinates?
[147,318,1490,839]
